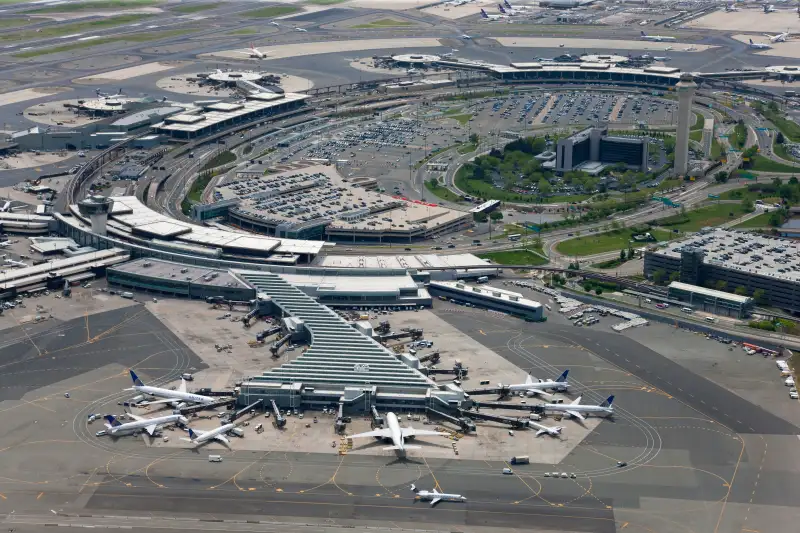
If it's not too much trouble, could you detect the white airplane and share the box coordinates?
[0,241,12,248]
[3,259,28,268]
[684,45,697,51]
[294,27,308,32]
[103,413,187,437]
[348,412,450,452]
[407,68,419,74]
[480,8,507,20]
[529,420,564,437]
[763,4,777,13]
[541,395,615,421]
[725,3,739,11]
[765,31,790,43]
[127,370,218,406]
[664,45,673,51]
[749,39,772,49]
[640,31,676,42]
[181,423,235,446]
[503,0,530,10]
[237,44,270,59]
[411,484,466,506]
[503,369,569,397]
[270,21,280,26]
[461,34,471,39]
[497,4,517,15]
[653,56,671,61]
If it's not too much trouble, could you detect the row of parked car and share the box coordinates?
[776,359,798,399]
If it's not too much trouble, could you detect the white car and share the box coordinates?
[785,377,795,387]
[790,391,799,400]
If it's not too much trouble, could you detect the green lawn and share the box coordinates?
[201,150,236,171]
[719,187,780,204]
[774,143,799,163]
[0,19,32,30]
[1,14,152,42]
[173,2,220,13]
[245,6,301,18]
[657,203,751,232]
[732,212,772,229]
[556,228,671,257]
[187,174,212,203]
[26,0,160,13]
[749,155,800,173]
[689,129,702,142]
[13,29,193,57]
[457,142,478,154]
[691,112,703,131]
[424,180,461,202]
[711,138,722,160]
[478,248,548,266]
[353,18,414,28]
[757,105,800,143]
[227,27,258,35]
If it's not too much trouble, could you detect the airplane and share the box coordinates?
[3,259,27,268]
[502,369,569,397]
[765,31,790,43]
[461,34,472,39]
[725,3,739,11]
[0,242,11,248]
[294,27,308,32]
[497,4,519,15]
[764,4,777,13]
[103,413,188,437]
[664,45,673,51]
[347,412,450,453]
[237,44,270,59]
[541,395,615,421]
[411,484,466,506]
[529,420,565,437]
[181,423,235,446]
[407,68,419,74]
[749,39,772,49]
[127,369,219,407]
[480,8,507,20]
[503,0,531,10]
[684,45,697,51]
[653,56,671,61]
[95,88,125,99]
[270,21,280,26]
[640,31,676,42]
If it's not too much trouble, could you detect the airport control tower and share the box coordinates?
[674,73,697,177]
[77,195,114,236]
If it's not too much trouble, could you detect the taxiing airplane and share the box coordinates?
[238,44,271,59]
[295,27,308,32]
[104,413,187,437]
[181,424,235,446]
[461,34,472,39]
[529,420,564,437]
[411,484,466,506]
[503,369,569,397]
[664,45,673,51]
[541,395,615,421]
[684,45,697,51]
[640,31,676,42]
[763,5,777,13]
[348,412,450,452]
[765,31,790,43]
[128,370,218,407]
[749,39,772,49]
[653,56,671,61]
[270,21,280,26]
[480,8,507,20]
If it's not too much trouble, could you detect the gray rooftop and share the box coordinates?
[653,227,800,283]
[111,258,250,289]
[237,271,435,390]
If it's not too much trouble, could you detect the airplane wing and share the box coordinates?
[430,498,441,506]
[349,428,391,440]
[178,379,187,394]
[401,427,450,438]
[525,388,553,398]
[565,410,585,421]
[570,396,583,405]
[127,413,146,422]
[141,398,176,406]
[144,424,158,436]
[535,429,548,436]
[213,433,230,445]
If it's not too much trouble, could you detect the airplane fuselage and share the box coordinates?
[416,490,466,504]
[107,414,186,435]
[134,384,216,405]
[543,404,613,417]
[189,423,235,445]
[385,412,405,450]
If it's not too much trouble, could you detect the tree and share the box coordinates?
[652,269,667,285]
[537,178,552,198]
[595,287,603,295]
[469,133,480,145]
[715,280,728,292]
[768,210,785,227]
[473,212,488,223]
[772,177,783,188]
[489,211,503,221]
[714,171,729,183]
[734,286,748,296]
[790,176,799,185]
[668,271,680,283]
[620,248,627,261]
[776,131,785,144]
[752,288,767,305]
[742,198,754,212]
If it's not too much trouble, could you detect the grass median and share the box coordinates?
[556,228,671,256]
[657,203,750,232]
[479,248,548,266]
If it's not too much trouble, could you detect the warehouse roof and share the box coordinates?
[668,281,753,304]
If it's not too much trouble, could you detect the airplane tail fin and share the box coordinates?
[129,370,144,387]
[480,8,487,16]
[187,428,198,440]
[641,31,646,36]
[600,395,615,408]
[504,0,512,6]
[525,374,534,385]
[104,415,122,428]
[411,484,417,492]
[556,369,569,383]
[498,4,506,13]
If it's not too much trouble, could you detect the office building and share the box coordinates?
[556,127,648,174]
[644,228,800,314]
[667,281,754,318]
[674,73,697,176]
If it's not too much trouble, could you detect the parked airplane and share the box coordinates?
[127,370,218,406]
[103,413,187,436]
[529,420,564,437]
[461,34,472,39]
[411,484,466,506]
[0,241,12,248]
[348,412,450,452]
[653,56,671,61]
[725,3,739,11]
[237,44,270,59]
[684,45,697,51]
[295,27,308,32]
[763,4,777,13]
[749,39,772,49]
[640,31,676,42]
[503,369,569,397]
[503,0,531,10]
[541,395,615,420]
[480,8,507,20]
[3,259,28,268]
[765,31,790,42]
[181,424,235,446]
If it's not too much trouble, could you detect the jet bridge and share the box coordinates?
[228,399,263,422]
[270,333,292,357]
[370,406,384,428]
[427,407,476,433]
[256,325,282,343]
[376,328,423,344]
[471,401,542,412]
[458,408,530,429]
[177,398,235,416]
[271,399,286,428]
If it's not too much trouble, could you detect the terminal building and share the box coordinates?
[644,228,799,314]
[556,126,648,174]
[428,280,544,321]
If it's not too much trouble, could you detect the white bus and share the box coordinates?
[508,234,522,241]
